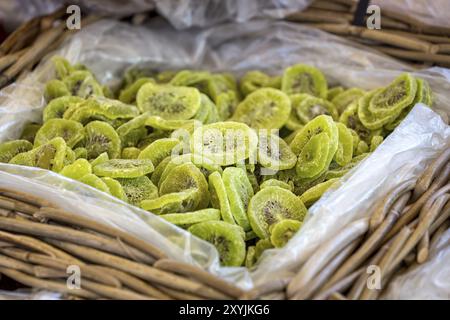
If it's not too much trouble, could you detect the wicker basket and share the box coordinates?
[0,3,449,300]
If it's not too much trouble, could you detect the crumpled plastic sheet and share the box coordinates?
[382,229,450,300]
[0,19,449,294]
[0,290,61,300]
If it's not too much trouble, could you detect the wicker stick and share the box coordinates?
[0,188,55,208]
[155,286,205,300]
[292,237,361,300]
[80,279,153,300]
[416,231,430,264]
[240,277,292,300]
[346,243,390,300]
[386,195,450,276]
[375,47,450,66]
[329,292,348,300]
[313,268,364,300]
[0,230,81,263]
[0,17,40,56]
[325,192,411,289]
[369,181,414,233]
[310,0,351,13]
[0,253,34,274]
[430,220,450,251]
[0,49,27,72]
[413,149,450,200]
[154,259,243,299]
[89,265,171,299]
[286,218,369,298]
[0,216,154,264]
[0,196,39,215]
[287,9,353,24]
[430,201,450,235]
[0,267,97,299]
[45,239,228,300]
[36,207,167,260]
[385,30,450,45]
[385,164,450,240]
[418,184,450,220]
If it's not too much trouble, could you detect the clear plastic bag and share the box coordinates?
[0,19,449,292]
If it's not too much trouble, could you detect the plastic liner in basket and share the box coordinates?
[381,229,450,300]
[0,19,450,291]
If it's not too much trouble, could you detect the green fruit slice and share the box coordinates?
[140,189,197,214]
[208,171,235,225]
[281,64,328,98]
[222,167,254,231]
[136,83,201,120]
[119,77,154,104]
[358,89,402,130]
[121,147,141,159]
[215,90,239,121]
[34,119,84,148]
[138,138,180,167]
[334,123,354,167]
[9,137,67,172]
[84,121,121,160]
[44,79,70,101]
[0,140,33,163]
[368,73,417,116]
[269,219,302,248]
[79,174,110,194]
[332,88,365,114]
[43,96,84,122]
[188,221,246,267]
[245,246,257,268]
[248,186,307,239]
[327,86,344,101]
[231,88,291,129]
[151,156,172,186]
[258,133,297,170]
[101,177,128,202]
[239,71,279,96]
[339,101,381,143]
[254,238,274,260]
[20,123,41,143]
[191,121,258,166]
[299,178,340,207]
[90,152,109,167]
[93,159,154,178]
[117,176,159,206]
[169,70,211,93]
[296,95,339,123]
[59,159,92,180]
[63,70,103,98]
[160,208,220,226]
[51,56,73,79]
[159,163,209,211]
[370,135,384,152]
[260,179,293,192]
[207,73,238,102]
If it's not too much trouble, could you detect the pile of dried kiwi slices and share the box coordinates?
[0,56,434,267]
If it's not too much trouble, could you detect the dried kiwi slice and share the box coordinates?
[90,152,109,167]
[254,238,274,260]
[43,96,84,122]
[9,137,67,172]
[269,219,302,248]
[119,77,154,104]
[368,73,417,116]
[63,70,103,98]
[169,70,211,93]
[208,171,235,225]
[117,176,158,206]
[260,179,293,192]
[121,147,141,159]
[339,101,381,143]
[358,89,402,130]
[101,177,128,202]
[245,246,257,268]
[93,159,154,178]
[151,156,172,186]
[257,133,297,170]
[191,121,258,166]
[231,88,291,129]
[34,119,84,148]
[160,208,221,226]
[296,95,338,123]
[248,186,307,239]
[20,123,41,143]
[188,221,246,267]
[207,73,238,102]
[281,64,328,98]
[138,138,180,167]
[59,158,92,180]
[370,135,384,152]
[84,121,121,160]
[136,83,201,120]
[299,178,339,207]
[52,56,73,79]
[286,94,309,131]
[44,79,70,101]
[222,167,254,231]
[290,115,338,179]
[215,91,239,121]
[327,86,344,101]
[334,123,354,167]
[140,189,197,214]
[239,71,280,96]
[79,174,110,194]
[332,88,365,114]
[159,163,209,210]
[0,140,33,163]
